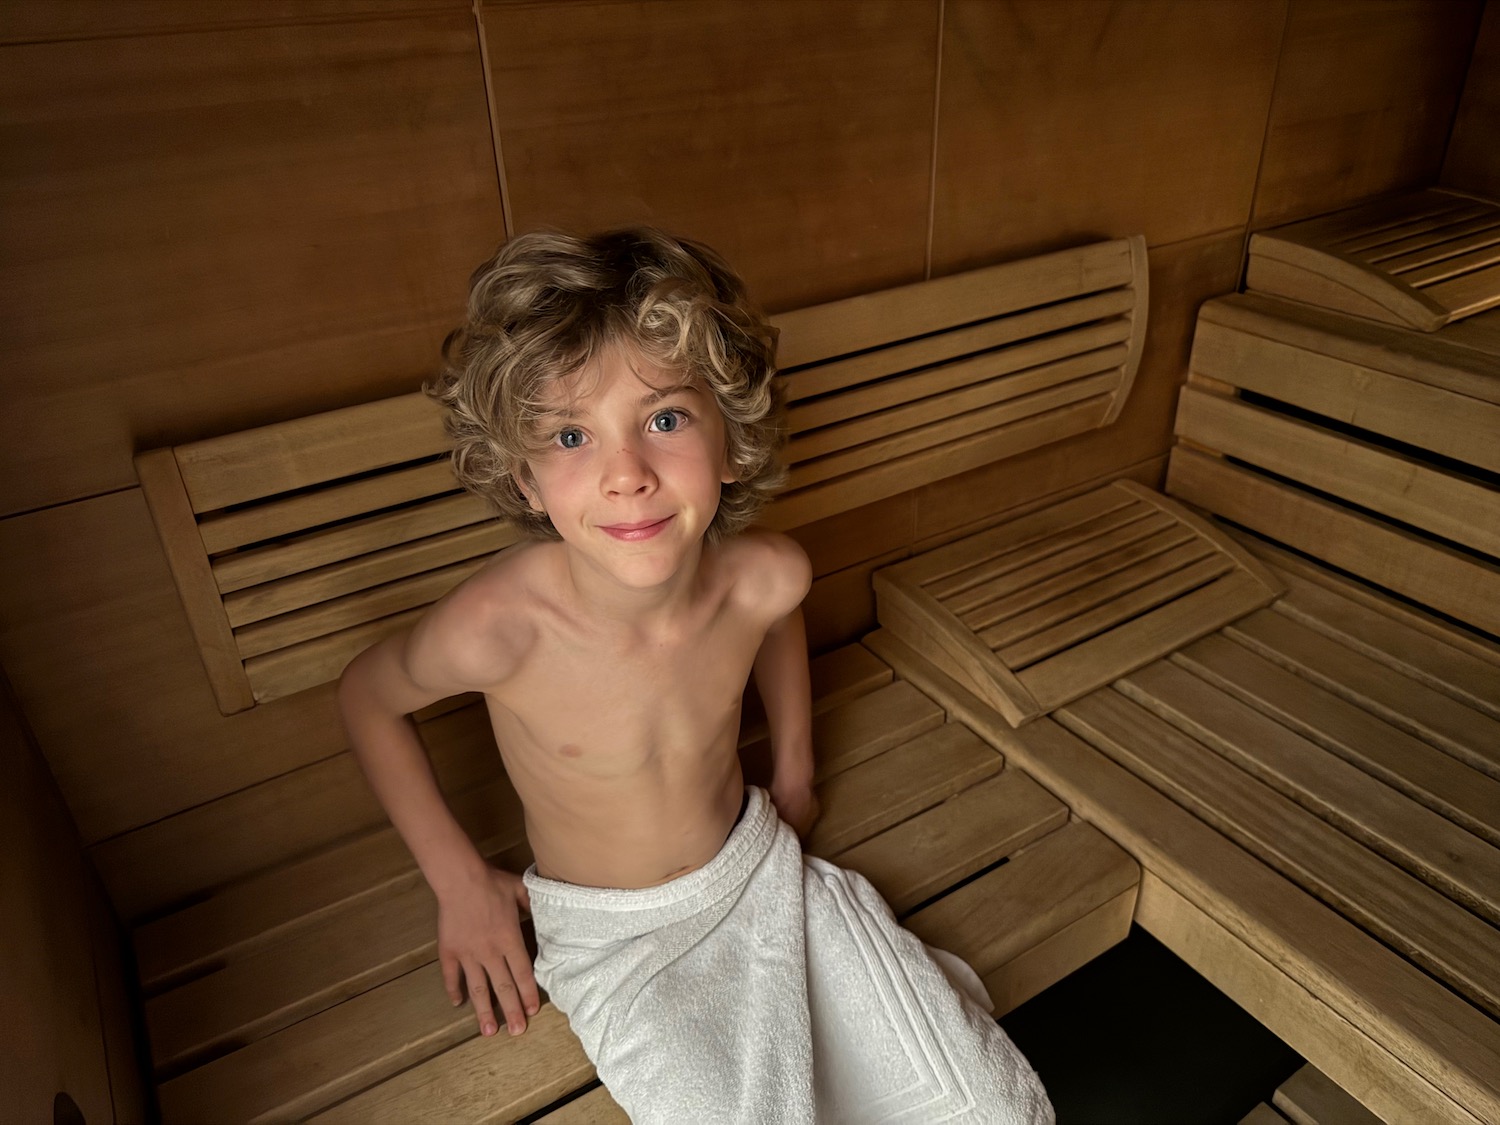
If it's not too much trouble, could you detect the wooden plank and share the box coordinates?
[135,777,524,993]
[1270,572,1500,721]
[155,963,479,1125]
[788,374,1117,488]
[1139,875,1483,1125]
[784,289,1134,403]
[957,516,1189,629]
[1241,1104,1292,1125]
[1175,387,1500,557]
[1199,293,1500,405]
[1426,262,1500,319]
[213,493,502,594]
[1397,235,1500,286]
[774,238,1134,369]
[1274,1064,1384,1125]
[913,485,1141,594]
[1189,318,1500,471]
[1120,659,1500,925]
[1058,688,1500,1017]
[1331,200,1491,254]
[787,317,1131,432]
[1368,217,1500,268]
[1167,449,1500,635]
[134,449,256,714]
[233,558,488,659]
[1226,611,1500,782]
[805,723,1003,858]
[904,819,1138,984]
[864,625,1500,1124]
[535,1086,629,1124]
[306,997,591,1125]
[174,393,447,513]
[1099,235,1149,426]
[874,572,1038,727]
[245,606,428,703]
[1174,635,1500,850]
[223,521,514,627]
[835,769,1068,915]
[787,346,1125,463]
[198,459,462,556]
[982,541,1222,656]
[1112,478,1285,594]
[982,886,1135,1017]
[766,397,1114,531]
[1247,240,1446,330]
[1233,530,1500,669]
[1006,560,1256,689]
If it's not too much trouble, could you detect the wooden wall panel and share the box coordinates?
[1443,0,1500,201]
[1252,0,1484,227]
[482,0,938,312]
[0,10,503,517]
[0,669,145,1125]
[914,229,1246,544]
[0,0,466,44]
[0,491,348,845]
[931,0,1284,274]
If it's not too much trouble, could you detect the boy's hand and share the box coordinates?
[770,779,821,841]
[437,865,540,1037]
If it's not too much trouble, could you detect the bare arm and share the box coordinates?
[749,536,819,837]
[337,605,539,1037]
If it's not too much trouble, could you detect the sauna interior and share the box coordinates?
[4,1,1500,1122]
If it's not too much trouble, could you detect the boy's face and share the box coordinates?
[518,343,736,590]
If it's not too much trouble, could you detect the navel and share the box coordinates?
[558,743,582,758]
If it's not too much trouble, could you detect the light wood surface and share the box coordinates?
[1274,1064,1385,1125]
[868,625,1500,1124]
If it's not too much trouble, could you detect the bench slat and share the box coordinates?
[1225,611,1500,781]
[1368,216,1500,267]
[1058,688,1500,1017]
[784,289,1133,404]
[199,460,461,556]
[1173,635,1500,850]
[1175,387,1500,558]
[787,346,1125,463]
[982,541,1222,656]
[1167,450,1500,636]
[1119,659,1500,924]
[174,395,448,514]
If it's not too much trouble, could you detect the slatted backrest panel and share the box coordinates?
[873,481,1281,726]
[138,236,1148,713]
[1247,188,1500,331]
[1168,293,1500,637]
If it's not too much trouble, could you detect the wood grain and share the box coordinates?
[1443,0,1500,200]
[0,12,503,517]
[932,0,1282,272]
[1252,0,1484,226]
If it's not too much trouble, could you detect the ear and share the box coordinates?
[513,465,546,514]
[720,448,739,486]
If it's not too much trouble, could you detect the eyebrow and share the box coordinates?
[553,384,695,421]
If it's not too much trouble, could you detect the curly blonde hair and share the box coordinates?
[429,228,785,542]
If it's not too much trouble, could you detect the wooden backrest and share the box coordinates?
[1167,291,1500,637]
[1246,188,1500,331]
[138,236,1148,713]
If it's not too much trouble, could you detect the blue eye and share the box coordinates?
[556,427,585,449]
[650,409,685,433]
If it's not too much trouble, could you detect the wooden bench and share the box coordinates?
[868,249,1500,1124]
[136,236,1146,714]
[128,238,1150,1121]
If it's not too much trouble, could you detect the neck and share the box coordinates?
[562,540,707,629]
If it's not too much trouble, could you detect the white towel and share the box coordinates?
[525,787,1054,1124]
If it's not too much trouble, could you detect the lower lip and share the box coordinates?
[600,516,673,542]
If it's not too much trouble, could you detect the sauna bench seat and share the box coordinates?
[142,641,1139,1124]
[868,534,1500,1125]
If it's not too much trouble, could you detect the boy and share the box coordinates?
[339,229,1051,1123]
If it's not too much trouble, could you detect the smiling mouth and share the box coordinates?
[599,516,674,541]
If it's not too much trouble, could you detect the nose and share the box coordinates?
[601,441,658,498]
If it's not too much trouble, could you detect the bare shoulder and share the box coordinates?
[403,540,553,693]
[720,531,812,621]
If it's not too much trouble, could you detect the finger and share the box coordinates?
[488,959,527,1035]
[441,953,462,1006]
[463,960,499,1037]
[508,947,541,1016]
